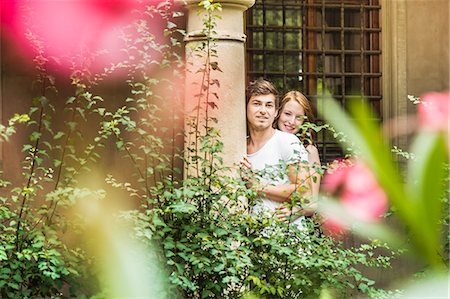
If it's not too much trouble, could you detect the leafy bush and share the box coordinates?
[115,2,398,298]
[0,1,182,297]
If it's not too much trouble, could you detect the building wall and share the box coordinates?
[382,0,449,150]
[406,0,449,98]
[0,38,36,185]
[0,36,183,196]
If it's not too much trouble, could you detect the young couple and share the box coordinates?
[241,79,321,227]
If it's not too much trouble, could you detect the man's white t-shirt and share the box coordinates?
[248,129,308,228]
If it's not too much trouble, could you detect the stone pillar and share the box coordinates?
[181,0,255,174]
[381,0,408,150]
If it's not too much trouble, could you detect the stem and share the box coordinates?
[171,119,176,184]
[118,135,153,200]
[54,100,77,190]
[144,141,151,201]
[47,98,78,225]
[15,105,44,251]
[204,18,211,137]
[194,62,208,178]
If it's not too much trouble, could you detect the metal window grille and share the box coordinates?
[246,0,381,163]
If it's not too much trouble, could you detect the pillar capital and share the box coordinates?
[179,0,255,10]
[179,0,255,41]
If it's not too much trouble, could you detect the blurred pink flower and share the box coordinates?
[321,215,346,238]
[2,0,167,75]
[321,158,353,194]
[418,91,449,132]
[321,160,389,236]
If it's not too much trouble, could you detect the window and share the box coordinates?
[246,0,381,162]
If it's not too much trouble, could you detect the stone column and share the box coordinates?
[381,0,408,151]
[181,0,255,174]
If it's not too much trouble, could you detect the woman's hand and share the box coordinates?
[239,155,255,189]
[240,156,263,192]
[276,204,303,223]
[240,155,252,169]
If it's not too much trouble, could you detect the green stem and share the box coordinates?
[15,105,44,251]
[47,97,78,225]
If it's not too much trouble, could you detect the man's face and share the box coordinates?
[247,94,277,131]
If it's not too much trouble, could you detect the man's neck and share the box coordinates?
[247,127,276,154]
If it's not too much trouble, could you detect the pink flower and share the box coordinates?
[322,158,353,194]
[321,216,346,238]
[341,187,388,221]
[321,160,389,236]
[418,92,449,132]
[2,0,167,75]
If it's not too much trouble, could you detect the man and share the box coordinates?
[241,79,313,225]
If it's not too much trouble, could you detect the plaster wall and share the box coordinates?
[0,36,178,200]
[0,39,36,185]
[382,0,449,149]
[406,0,449,98]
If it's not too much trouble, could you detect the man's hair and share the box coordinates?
[246,78,279,108]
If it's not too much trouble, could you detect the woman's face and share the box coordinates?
[277,100,305,134]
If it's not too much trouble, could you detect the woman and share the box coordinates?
[274,91,321,221]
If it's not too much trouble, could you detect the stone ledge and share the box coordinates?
[178,0,255,10]
[185,30,246,42]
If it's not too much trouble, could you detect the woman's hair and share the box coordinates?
[246,78,279,109]
[274,90,317,145]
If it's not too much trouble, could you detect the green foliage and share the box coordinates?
[244,218,396,299]
[121,131,394,298]
[0,184,98,297]
[0,31,96,298]
[0,1,183,297]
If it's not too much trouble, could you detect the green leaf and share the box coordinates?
[8,282,19,290]
[29,107,39,115]
[213,263,225,272]
[53,159,62,168]
[39,96,49,107]
[30,131,42,142]
[406,132,448,267]
[76,107,86,120]
[97,108,106,116]
[116,140,124,149]
[54,131,65,140]
[67,122,77,131]
[22,144,33,152]
[66,96,76,104]
[169,202,197,214]
[42,141,53,150]
[12,273,22,283]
